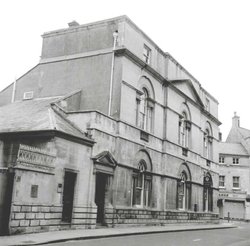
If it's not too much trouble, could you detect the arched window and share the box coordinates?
[132,160,152,207]
[138,88,153,132]
[204,129,212,159]
[203,173,213,212]
[177,171,191,210]
[179,112,191,148]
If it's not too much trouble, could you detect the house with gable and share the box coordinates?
[218,113,250,220]
[0,16,221,234]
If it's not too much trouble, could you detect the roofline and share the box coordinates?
[0,129,95,146]
[42,15,128,37]
[41,15,217,102]
[0,64,39,94]
[166,54,219,104]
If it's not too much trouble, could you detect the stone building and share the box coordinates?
[0,16,221,234]
[218,114,250,220]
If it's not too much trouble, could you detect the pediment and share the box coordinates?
[92,151,117,168]
[170,79,204,107]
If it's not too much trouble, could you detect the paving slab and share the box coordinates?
[0,223,236,246]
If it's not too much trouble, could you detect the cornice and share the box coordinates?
[115,47,168,85]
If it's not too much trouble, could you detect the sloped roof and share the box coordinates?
[219,142,248,156]
[0,97,92,142]
[226,126,250,143]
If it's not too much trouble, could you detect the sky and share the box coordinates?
[0,0,249,140]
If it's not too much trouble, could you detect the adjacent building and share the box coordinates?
[0,16,221,235]
[218,113,250,220]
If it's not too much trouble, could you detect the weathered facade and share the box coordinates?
[218,114,250,220]
[0,16,221,234]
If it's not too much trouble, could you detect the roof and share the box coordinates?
[0,98,92,143]
[218,142,248,156]
[226,126,250,143]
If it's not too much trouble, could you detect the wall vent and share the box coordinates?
[23,91,34,100]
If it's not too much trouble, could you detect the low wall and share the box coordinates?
[105,208,219,227]
[9,204,97,234]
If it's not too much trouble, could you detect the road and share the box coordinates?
[47,223,250,246]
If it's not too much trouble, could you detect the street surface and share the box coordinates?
[47,223,250,246]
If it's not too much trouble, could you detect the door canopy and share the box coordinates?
[92,151,117,175]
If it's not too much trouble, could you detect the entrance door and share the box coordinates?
[62,171,77,223]
[0,172,14,235]
[95,173,108,225]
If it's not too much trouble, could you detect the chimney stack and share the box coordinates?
[232,112,240,128]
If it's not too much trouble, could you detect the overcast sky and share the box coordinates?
[0,0,249,140]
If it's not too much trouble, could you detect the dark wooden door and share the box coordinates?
[95,173,107,225]
[62,171,77,223]
[0,171,14,235]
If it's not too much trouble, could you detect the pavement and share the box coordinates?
[0,222,236,246]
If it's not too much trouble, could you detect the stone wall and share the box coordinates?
[9,204,97,234]
[105,208,219,227]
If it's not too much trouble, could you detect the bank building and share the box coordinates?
[0,16,220,235]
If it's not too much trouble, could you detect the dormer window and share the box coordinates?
[143,44,151,64]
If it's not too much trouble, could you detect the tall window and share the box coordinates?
[179,112,191,148]
[143,44,151,64]
[138,88,153,132]
[204,129,212,159]
[203,173,213,212]
[132,161,152,207]
[177,171,191,210]
[219,176,225,187]
[233,176,240,189]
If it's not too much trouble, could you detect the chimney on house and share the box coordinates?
[68,20,79,27]
[232,112,240,128]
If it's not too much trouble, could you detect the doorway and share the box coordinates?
[0,172,14,235]
[95,173,108,225]
[62,171,77,223]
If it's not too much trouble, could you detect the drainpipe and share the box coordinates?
[108,31,118,116]
[11,79,16,103]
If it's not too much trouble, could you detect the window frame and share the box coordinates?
[232,157,239,164]
[232,176,240,189]
[204,129,212,160]
[143,44,151,64]
[219,175,225,188]
[178,112,191,148]
[132,161,152,208]
[219,156,225,164]
[137,88,154,133]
